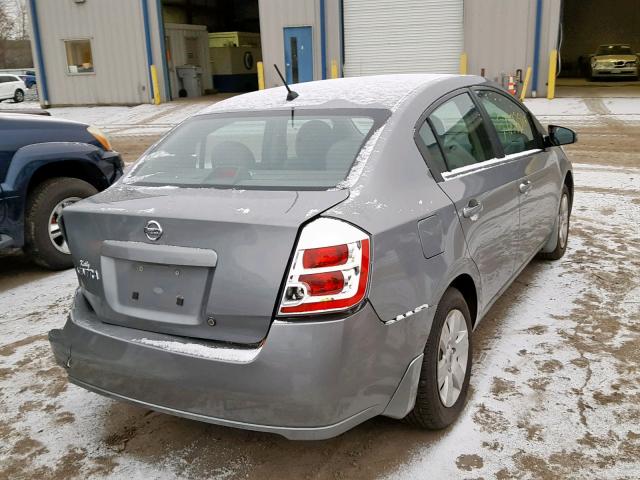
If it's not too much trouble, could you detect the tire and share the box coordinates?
[404,287,472,430]
[25,178,97,270]
[13,89,24,103]
[538,185,571,261]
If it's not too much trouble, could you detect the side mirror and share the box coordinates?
[548,125,577,146]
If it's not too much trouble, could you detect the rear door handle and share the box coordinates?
[519,180,533,194]
[462,200,483,219]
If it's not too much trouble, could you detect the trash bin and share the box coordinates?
[176,65,203,97]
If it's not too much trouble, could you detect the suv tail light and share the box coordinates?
[278,218,371,316]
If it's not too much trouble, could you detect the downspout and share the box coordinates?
[141,0,155,103]
[156,0,171,100]
[531,0,543,97]
[28,0,49,106]
[320,0,327,79]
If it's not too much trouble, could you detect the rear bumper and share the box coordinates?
[49,290,431,440]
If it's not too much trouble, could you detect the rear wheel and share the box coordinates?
[25,178,97,270]
[404,287,472,429]
[13,89,24,103]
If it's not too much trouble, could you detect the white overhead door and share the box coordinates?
[343,0,464,77]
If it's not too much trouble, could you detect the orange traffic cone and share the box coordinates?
[507,76,517,96]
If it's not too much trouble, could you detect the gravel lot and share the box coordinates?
[1,89,639,479]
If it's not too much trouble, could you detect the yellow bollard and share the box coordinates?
[547,50,558,100]
[331,59,339,79]
[257,61,265,90]
[520,66,532,101]
[150,65,161,105]
[459,52,468,75]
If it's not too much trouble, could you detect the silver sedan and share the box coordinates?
[50,74,575,439]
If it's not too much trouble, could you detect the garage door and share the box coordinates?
[343,0,464,76]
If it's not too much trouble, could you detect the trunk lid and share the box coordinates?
[63,185,348,344]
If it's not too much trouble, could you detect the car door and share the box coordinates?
[0,77,8,99]
[10,76,21,92]
[4,76,16,98]
[473,88,559,266]
[2,76,15,98]
[420,91,521,308]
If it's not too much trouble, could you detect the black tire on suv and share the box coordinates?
[25,178,97,270]
[13,89,25,103]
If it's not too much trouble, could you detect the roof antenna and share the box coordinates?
[274,64,299,101]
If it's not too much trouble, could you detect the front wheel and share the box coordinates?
[404,287,472,429]
[13,89,25,103]
[25,178,97,270]
[538,185,571,260]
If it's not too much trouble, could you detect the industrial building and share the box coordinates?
[26,0,638,107]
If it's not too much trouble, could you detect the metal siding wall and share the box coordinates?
[343,0,464,76]
[33,0,150,105]
[464,0,561,97]
[464,1,535,81]
[258,0,322,87]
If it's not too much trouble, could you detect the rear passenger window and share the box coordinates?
[417,122,447,174]
[476,90,538,155]
[429,93,494,170]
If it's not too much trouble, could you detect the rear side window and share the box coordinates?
[476,90,538,155]
[417,121,447,174]
[429,93,494,171]
[127,109,388,189]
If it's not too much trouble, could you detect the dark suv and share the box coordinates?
[0,112,123,269]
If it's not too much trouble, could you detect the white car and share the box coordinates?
[0,74,27,103]
[590,44,639,80]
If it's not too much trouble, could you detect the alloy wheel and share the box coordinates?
[437,309,469,408]
[558,194,569,249]
[48,197,81,254]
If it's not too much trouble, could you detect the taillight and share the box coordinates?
[278,218,371,316]
[303,244,349,269]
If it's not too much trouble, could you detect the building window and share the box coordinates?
[64,40,94,74]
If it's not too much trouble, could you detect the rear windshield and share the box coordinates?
[596,45,633,55]
[125,109,389,189]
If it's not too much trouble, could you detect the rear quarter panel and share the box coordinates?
[326,76,484,357]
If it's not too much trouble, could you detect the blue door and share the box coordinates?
[283,27,313,84]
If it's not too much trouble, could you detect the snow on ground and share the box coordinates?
[525,96,640,128]
[524,97,592,116]
[1,164,638,479]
